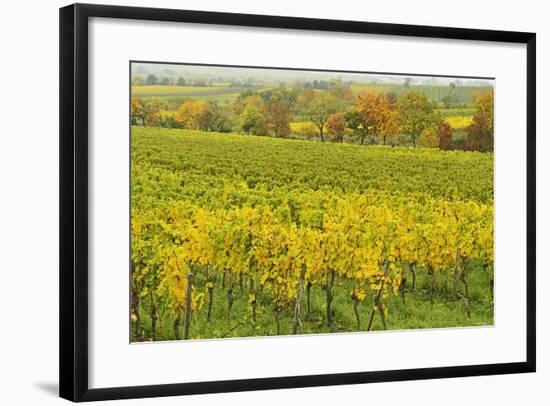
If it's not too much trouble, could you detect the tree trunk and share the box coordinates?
[292,264,307,334]
[183,271,194,340]
[319,125,324,142]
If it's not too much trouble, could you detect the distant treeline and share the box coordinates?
[131,84,494,152]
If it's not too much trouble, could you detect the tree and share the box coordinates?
[146,74,158,85]
[344,110,368,145]
[438,121,453,150]
[175,100,215,130]
[141,97,168,127]
[354,92,398,145]
[328,82,353,101]
[465,90,494,152]
[297,88,315,112]
[160,77,170,85]
[326,112,347,143]
[303,92,340,142]
[265,103,291,137]
[210,104,235,133]
[473,90,494,130]
[397,91,436,147]
[131,97,146,125]
[418,124,439,148]
[176,77,186,86]
[465,114,492,151]
[239,95,268,135]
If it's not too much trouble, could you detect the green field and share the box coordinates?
[131,127,494,341]
[350,83,491,105]
[131,84,245,102]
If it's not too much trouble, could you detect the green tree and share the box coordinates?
[239,95,268,135]
[146,74,158,85]
[303,92,340,142]
[397,91,436,147]
[344,110,368,145]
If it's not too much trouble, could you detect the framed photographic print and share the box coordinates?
[59,3,536,402]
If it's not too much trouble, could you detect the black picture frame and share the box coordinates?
[59,3,536,402]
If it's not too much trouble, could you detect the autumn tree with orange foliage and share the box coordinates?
[326,112,347,143]
[131,97,146,125]
[465,90,494,152]
[265,92,292,138]
[350,92,399,145]
[438,121,454,151]
[175,100,215,131]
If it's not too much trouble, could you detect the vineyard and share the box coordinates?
[131,127,494,341]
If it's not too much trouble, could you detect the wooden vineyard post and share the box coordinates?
[409,263,416,291]
[207,284,214,322]
[183,270,194,340]
[453,248,461,299]
[325,269,336,328]
[306,281,312,316]
[292,264,307,334]
[428,266,435,304]
[173,315,180,340]
[227,288,234,324]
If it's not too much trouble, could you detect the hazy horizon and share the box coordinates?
[131,62,494,87]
